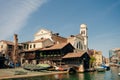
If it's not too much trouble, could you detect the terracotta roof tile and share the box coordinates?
[41,42,69,51]
[22,42,72,52]
[62,51,86,58]
[52,34,67,43]
[0,40,14,45]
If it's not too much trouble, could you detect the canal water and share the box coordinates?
[5,67,120,80]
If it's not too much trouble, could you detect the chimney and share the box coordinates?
[14,34,18,45]
[54,33,59,36]
[70,35,74,37]
[12,34,18,67]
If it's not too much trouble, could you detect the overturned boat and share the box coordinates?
[23,64,51,71]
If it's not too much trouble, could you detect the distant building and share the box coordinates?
[93,50,103,66]
[104,58,109,65]
[88,49,103,66]
[109,49,114,58]
[0,40,14,58]
[0,40,22,66]
[109,48,120,64]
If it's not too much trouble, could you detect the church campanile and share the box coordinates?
[80,24,88,50]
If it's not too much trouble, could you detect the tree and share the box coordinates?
[89,56,96,68]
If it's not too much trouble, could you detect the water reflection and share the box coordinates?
[54,74,69,80]
[78,73,84,80]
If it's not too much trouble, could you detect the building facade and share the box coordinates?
[93,50,103,66]
[19,24,89,66]
[67,34,84,51]
[21,43,75,66]
[22,38,54,50]
[88,49,103,66]
[109,48,120,65]
[33,24,88,51]
[0,40,23,67]
[0,24,89,68]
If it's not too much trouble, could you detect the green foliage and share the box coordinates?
[89,56,96,68]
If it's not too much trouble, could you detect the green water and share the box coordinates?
[4,67,120,80]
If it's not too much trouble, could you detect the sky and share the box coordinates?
[0,0,120,58]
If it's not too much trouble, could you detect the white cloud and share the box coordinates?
[0,0,48,40]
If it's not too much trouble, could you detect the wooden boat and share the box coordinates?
[54,66,68,71]
[96,66,105,72]
[101,64,110,70]
[34,64,51,71]
[23,64,51,71]
[118,73,120,76]
[23,64,35,70]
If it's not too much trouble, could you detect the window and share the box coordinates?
[77,43,79,49]
[76,42,83,50]
[18,46,22,50]
[30,45,32,48]
[81,31,85,34]
[8,52,11,56]
[8,45,13,50]
[27,45,29,49]
[33,44,36,48]
[41,37,44,39]
[1,45,3,48]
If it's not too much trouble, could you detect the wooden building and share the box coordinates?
[20,43,75,66]
[62,51,90,70]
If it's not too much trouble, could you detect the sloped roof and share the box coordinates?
[113,48,120,51]
[0,40,14,45]
[51,34,67,43]
[67,34,84,43]
[62,51,86,58]
[32,38,50,43]
[75,34,84,40]
[21,41,32,44]
[41,42,70,51]
[22,42,74,52]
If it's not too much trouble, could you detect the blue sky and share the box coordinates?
[0,0,120,57]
